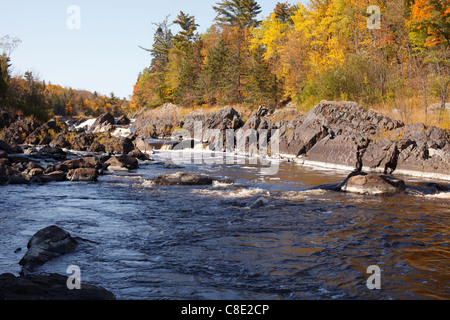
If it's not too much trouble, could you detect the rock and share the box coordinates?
[393,124,450,176]
[44,162,69,174]
[87,141,106,153]
[249,197,269,209]
[164,163,184,169]
[132,103,183,138]
[116,115,131,125]
[62,157,102,170]
[104,136,134,154]
[0,164,28,185]
[0,273,116,300]
[361,138,398,174]
[93,112,115,127]
[0,139,22,154]
[19,226,78,271]
[39,171,67,183]
[70,133,96,151]
[105,154,139,171]
[25,168,44,178]
[134,137,154,154]
[152,172,214,186]
[256,106,270,117]
[302,101,403,135]
[183,107,245,143]
[0,150,7,159]
[340,172,406,195]
[428,102,450,111]
[24,145,67,161]
[24,119,65,146]
[49,131,71,149]
[278,120,329,157]
[67,168,98,182]
[128,148,149,161]
[305,134,369,170]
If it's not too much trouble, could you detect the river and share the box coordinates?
[0,149,449,300]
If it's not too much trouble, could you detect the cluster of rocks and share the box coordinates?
[0,112,152,185]
[0,225,115,300]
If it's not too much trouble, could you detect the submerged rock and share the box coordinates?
[19,226,78,271]
[249,197,269,209]
[152,172,214,186]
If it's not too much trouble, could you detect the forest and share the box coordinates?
[132,0,449,129]
[0,36,131,122]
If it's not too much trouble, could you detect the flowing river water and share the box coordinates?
[0,149,449,300]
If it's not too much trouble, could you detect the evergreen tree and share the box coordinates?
[204,39,234,104]
[140,16,174,73]
[213,0,262,28]
[173,11,199,50]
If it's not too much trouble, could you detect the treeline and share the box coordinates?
[0,35,130,122]
[132,0,449,127]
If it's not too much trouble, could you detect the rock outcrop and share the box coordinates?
[0,273,116,300]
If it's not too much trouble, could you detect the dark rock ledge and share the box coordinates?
[0,226,115,300]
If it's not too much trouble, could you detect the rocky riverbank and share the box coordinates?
[1,100,450,186]
[133,101,450,181]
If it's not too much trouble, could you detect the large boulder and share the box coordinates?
[116,115,130,125]
[19,226,78,271]
[104,136,134,154]
[70,132,96,151]
[152,172,214,186]
[134,137,154,154]
[49,131,71,149]
[93,112,115,127]
[0,139,22,154]
[0,273,115,300]
[105,154,139,171]
[340,172,406,195]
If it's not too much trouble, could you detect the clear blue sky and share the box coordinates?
[0,0,300,100]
